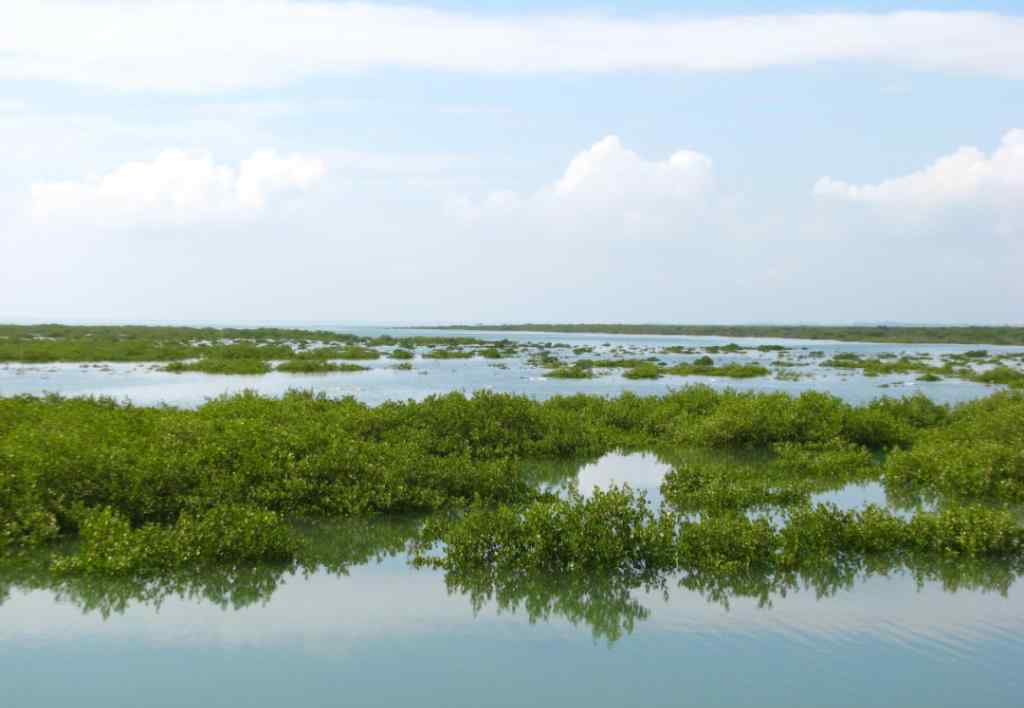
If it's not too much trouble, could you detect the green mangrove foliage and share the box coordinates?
[540,355,773,381]
[293,345,381,360]
[544,364,596,379]
[623,363,663,380]
[885,392,1024,500]
[1,387,1022,577]
[662,360,771,379]
[52,505,299,575]
[164,359,272,375]
[660,440,875,514]
[424,348,476,359]
[416,492,1024,578]
[274,360,369,374]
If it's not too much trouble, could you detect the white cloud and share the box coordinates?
[554,136,713,199]
[451,135,719,240]
[30,149,326,225]
[235,151,326,209]
[813,129,1024,235]
[3,3,1024,92]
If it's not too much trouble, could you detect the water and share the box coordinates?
[0,327,1016,407]
[4,453,1023,707]
[3,328,1024,706]
[3,527,1023,707]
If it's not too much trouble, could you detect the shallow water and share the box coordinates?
[1,327,1016,407]
[6,454,1021,708]
[4,533,1024,708]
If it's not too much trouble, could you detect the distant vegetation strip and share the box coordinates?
[0,323,486,363]
[436,324,1024,346]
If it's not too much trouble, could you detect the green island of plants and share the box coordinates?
[164,359,272,375]
[274,360,370,374]
[1,385,1022,585]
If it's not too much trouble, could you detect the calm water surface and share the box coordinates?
[3,454,1024,707]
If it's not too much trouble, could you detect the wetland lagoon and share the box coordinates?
[3,323,1024,707]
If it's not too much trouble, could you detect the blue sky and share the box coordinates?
[2,1,1022,324]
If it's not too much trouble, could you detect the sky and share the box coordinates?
[2,1,1022,325]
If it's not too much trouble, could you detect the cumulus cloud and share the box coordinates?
[3,3,1024,92]
[30,149,326,224]
[450,135,719,240]
[554,136,714,199]
[813,129,1024,235]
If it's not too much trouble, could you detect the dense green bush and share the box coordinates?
[2,387,1022,575]
[52,505,299,575]
[416,487,677,576]
[424,348,475,359]
[275,360,369,374]
[420,491,1024,577]
[164,359,272,375]
[885,392,1024,499]
[546,365,595,379]
[623,363,662,380]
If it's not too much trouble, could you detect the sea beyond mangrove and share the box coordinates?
[5,323,1023,389]
[438,323,1024,346]
[2,385,1023,584]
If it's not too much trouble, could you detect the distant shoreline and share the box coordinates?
[430,324,1024,346]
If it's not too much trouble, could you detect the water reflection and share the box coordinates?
[2,450,1023,673]
[3,513,1023,647]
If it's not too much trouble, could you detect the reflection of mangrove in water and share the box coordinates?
[0,515,423,619]
[3,450,1022,642]
[3,516,1023,645]
[441,568,665,645]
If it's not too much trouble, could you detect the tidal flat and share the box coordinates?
[3,324,1024,707]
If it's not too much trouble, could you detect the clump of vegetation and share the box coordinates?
[545,364,595,379]
[704,343,744,353]
[527,351,564,369]
[294,345,381,360]
[416,490,1024,577]
[479,347,511,359]
[663,361,771,379]
[660,440,875,514]
[164,359,272,375]
[52,505,299,575]
[415,487,677,577]
[275,360,369,374]
[623,363,663,380]
[424,348,476,360]
[196,342,295,360]
[885,392,1024,500]
[389,348,415,360]
[972,366,1024,387]
[577,358,652,369]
